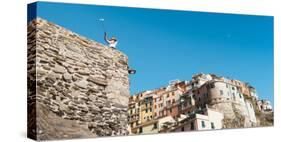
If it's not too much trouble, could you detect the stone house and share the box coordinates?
[179,75,257,126]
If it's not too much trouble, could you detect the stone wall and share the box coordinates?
[205,81,256,127]
[27,17,130,140]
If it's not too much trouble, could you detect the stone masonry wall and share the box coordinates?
[27,17,130,140]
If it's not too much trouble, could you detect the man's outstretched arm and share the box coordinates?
[104,32,109,43]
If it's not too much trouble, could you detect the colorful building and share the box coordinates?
[128,73,272,134]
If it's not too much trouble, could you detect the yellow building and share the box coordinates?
[140,95,154,123]
[133,120,158,134]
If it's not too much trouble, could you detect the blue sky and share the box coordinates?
[29,2,274,105]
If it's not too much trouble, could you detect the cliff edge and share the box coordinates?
[27,17,130,140]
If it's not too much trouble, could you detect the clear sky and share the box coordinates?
[30,2,274,105]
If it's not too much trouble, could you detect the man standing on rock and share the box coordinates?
[104,32,118,49]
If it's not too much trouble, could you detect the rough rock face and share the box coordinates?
[212,102,253,128]
[27,17,130,140]
[256,111,274,126]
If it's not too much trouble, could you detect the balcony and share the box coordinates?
[129,118,139,123]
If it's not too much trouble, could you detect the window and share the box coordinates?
[191,122,195,130]
[232,87,235,90]
[201,121,205,128]
[139,127,143,133]
[172,99,175,103]
[170,108,172,113]
[211,122,215,129]
[150,108,152,112]
[226,84,228,88]
[153,123,158,129]
[210,83,215,88]
[145,109,148,113]
[239,94,242,99]
[167,100,171,105]
[181,127,185,131]
[220,90,224,95]
[155,105,157,109]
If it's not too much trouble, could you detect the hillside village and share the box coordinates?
[128,73,273,134]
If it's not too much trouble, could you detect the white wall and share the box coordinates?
[207,109,224,129]
[158,116,176,130]
[194,109,223,130]
[245,100,257,124]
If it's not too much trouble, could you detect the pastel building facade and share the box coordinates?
[128,73,272,134]
[133,116,176,134]
[154,88,182,119]
[161,107,224,132]
[257,100,273,112]
[140,94,154,123]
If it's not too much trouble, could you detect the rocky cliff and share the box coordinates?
[27,17,130,140]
